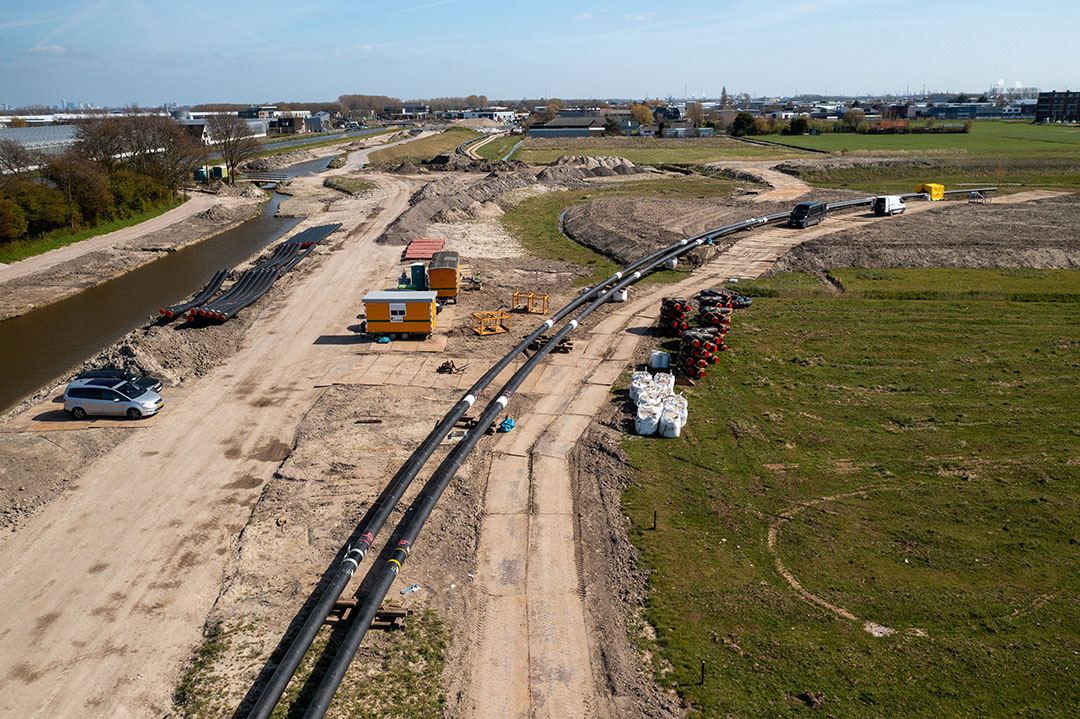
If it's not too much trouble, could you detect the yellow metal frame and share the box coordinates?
[472,311,512,336]
[915,183,944,201]
[512,291,550,314]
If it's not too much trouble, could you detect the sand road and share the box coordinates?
[0,174,415,717]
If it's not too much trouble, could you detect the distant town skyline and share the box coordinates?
[1,0,1075,108]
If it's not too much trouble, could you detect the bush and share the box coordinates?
[0,197,28,239]
[787,117,811,135]
[731,112,756,137]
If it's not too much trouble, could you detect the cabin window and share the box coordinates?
[389,303,407,322]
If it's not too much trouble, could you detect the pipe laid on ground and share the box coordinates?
[160,269,229,319]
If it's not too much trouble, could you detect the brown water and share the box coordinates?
[0,155,331,414]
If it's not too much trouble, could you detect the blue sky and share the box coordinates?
[0,0,1075,107]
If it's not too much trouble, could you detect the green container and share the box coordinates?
[410,262,427,290]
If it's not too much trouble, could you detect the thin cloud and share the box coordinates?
[379,0,458,18]
[25,44,69,54]
[628,12,655,22]
[573,13,593,20]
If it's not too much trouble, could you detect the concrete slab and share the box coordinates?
[496,412,558,457]
[485,454,530,515]
[529,455,574,516]
[608,332,641,362]
[533,413,592,458]
[474,512,529,591]
[586,360,628,386]
[465,594,530,719]
[565,383,613,417]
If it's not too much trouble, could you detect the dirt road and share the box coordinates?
[459,190,1065,718]
[705,160,812,202]
[0,173,418,717]
[463,133,504,160]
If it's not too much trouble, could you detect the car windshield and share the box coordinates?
[116,382,143,399]
[792,205,811,217]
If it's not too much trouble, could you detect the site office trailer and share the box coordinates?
[363,290,438,335]
[427,251,460,302]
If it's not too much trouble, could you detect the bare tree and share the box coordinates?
[75,118,127,175]
[720,86,730,109]
[687,102,705,127]
[842,108,866,131]
[0,139,35,185]
[206,115,260,183]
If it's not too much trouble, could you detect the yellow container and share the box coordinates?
[363,290,437,335]
[427,251,460,301]
[915,183,944,200]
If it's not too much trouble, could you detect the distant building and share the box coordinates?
[528,116,605,138]
[660,122,713,138]
[305,112,332,132]
[0,124,78,154]
[1036,91,1080,122]
[463,109,515,123]
[239,106,278,119]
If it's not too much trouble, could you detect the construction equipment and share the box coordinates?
[915,183,945,200]
[512,291,550,314]
[437,360,469,375]
[471,311,511,336]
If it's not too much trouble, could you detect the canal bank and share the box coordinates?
[0,154,338,415]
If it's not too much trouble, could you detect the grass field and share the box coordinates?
[764,121,1080,192]
[0,197,186,264]
[501,176,741,286]
[512,136,797,165]
[323,176,375,195]
[366,128,481,166]
[475,135,522,161]
[622,269,1080,718]
[761,120,1080,156]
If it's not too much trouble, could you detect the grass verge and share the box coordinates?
[323,177,375,195]
[622,269,1080,717]
[0,197,186,264]
[475,135,522,161]
[515,136,796,165]
[174,608,447,719]
[367,128,481,166]
[501,176,740,286]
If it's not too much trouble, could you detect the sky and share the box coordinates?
[0,0,1076,107]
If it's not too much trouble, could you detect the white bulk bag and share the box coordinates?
[635,403,662,436]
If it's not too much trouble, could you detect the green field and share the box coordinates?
[0,197,186,264]
[512,136,797,165]
[765,121,1080,192]
[501,176,741,286]
[623,269,1080,718]
[366,127,481,166]
[475,135,522,161]
[762,120,1080,156]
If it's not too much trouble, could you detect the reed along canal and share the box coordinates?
[0,155,333,415]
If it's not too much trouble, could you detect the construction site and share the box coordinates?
[0,122,1078,719]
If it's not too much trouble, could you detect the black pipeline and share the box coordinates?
[297,217,792,719]
[241,211,790,719]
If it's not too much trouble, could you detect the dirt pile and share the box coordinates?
[774,156,939,177]
[771,194,1080,274]
[240,148,317,172]
[389,161,429,175]
[422,153,528,173]
[537,155,653,184]
[432,200,504,222]
[196,203,255,223]
[562,191,852,265]
[379,171,539,246]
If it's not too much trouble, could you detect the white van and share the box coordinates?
[872,195,906,216]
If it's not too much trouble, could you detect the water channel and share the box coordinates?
[0,155,333,414]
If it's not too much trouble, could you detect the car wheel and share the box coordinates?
[70,407,87,420]
[127,408,143,420]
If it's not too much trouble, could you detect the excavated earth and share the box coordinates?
[563,189,864,266]
[772,193,1080,273]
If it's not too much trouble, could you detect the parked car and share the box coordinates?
[76,367,163,393]
[63,378,164,420]
[872,195,906,216]
[788,201,828,228]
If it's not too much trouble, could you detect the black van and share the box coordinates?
[788,201,827,228]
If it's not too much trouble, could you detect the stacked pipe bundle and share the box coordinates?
[677,327,726,379]
[659,296,692,337]
[629,370,688,437]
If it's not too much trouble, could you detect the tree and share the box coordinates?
[686,102,705,127]
[731,112,756,136]
[0,198,28,240]
[954,93,970,103]
[9,117,28,128]
[629,103,653,127]
[787,116,811,135]
[43,150,111,228]
[206,115,260,184]
[842,108,865,130]
[75,118,127,175]
[977,93,989,103]
[603,117,622,136]
[0,139,35,186]
[720,86,730,109]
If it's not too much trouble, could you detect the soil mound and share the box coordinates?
[774,156,938,177]
[379,171,538,245]
[771,194,1080,274]
[196,203,253,223]
[422,154,528,173]
[389,161,429,175]
[240,149,317,172]
[537,155,651,184]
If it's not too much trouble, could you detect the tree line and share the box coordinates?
[0,116,210,242]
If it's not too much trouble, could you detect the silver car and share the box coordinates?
[63,377,164,420]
